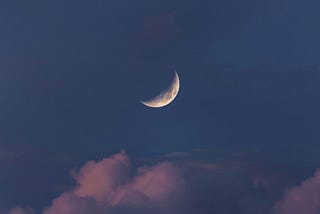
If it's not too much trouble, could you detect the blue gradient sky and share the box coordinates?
[1,0,320,213]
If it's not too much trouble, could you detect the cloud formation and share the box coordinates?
[5,150,304,214]
[6,207,35,214]
[272,170,320,214]
[43,150,186,214]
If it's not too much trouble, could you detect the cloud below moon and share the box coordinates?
[6,150,320,214]
[42,151,187,214]
[272,170,320,214]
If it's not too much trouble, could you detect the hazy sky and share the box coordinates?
[1,0,320,213]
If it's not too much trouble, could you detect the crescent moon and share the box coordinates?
[141,71,180,108]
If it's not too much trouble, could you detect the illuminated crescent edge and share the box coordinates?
[141,72,180,108]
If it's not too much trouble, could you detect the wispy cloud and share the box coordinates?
[6,207,35,214]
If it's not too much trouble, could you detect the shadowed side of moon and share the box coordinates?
[141,72,180,108]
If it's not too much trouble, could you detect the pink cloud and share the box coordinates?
[272,170,320,214]
[111,162,185,205]
[73,150,131,202]
[43,151,186,214]
[7,207,35,214]
[43,193,97,214]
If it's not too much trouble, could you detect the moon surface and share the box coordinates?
[141,71,180,108]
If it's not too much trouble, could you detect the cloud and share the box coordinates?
[272,170,320,214]
[5,150,297,214]
[43,150,286,214]
[43,150,186,214]
[6,207,35,214]
[72,150,132,203]
[43,193,97,214]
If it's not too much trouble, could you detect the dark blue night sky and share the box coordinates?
[1,0,320,214]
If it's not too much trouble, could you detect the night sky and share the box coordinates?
[1,0,320,214]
